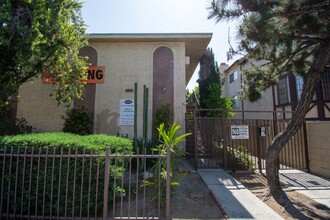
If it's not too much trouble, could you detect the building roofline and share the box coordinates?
[87,33,212,86]
[87,33,212,43]
[225,55,248,73]
[88,32,212,37]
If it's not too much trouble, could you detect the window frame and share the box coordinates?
[277,77,289,105]
[229,70,238,83]
[296,75,303,101]
[322,68,330,100]
[231,95,240,109]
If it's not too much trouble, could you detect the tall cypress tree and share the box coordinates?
[198,48,233,116]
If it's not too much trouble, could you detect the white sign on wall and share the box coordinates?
[119,99,134,126]
[231,125,249,139]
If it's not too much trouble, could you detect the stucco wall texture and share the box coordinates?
[91,41,186,138]
[223,59,274,119]
[16,40,189,139]
[306,121,330,178]
[17,78,71,132]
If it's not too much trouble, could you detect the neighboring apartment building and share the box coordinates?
[274,67,330,120]
[10,33,212,139]
[273,67,330,178]
[221,56,330,121]
[221,57,330,177]
[221,57,274,119]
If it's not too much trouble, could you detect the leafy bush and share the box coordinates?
[134,137,155,155]
[227,145,255,171]
[143,122,191,205]
[0,110,34,135]
[152,103,171,140]
[133,137,158,169]
[0,133,133,217]
[0,111,15,135]
[14,118,34,134]
[62,107,93,135]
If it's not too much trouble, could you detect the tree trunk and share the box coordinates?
[266,43,330,204]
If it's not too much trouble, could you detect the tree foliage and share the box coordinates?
[198,48,220,109]
[204,83,234,117]
[198,48,233,115]
[208,0,330,205]
[186,86,199,105]
[208,0,330,101]
[0,0,88,108]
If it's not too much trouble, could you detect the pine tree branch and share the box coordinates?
[275,42,316,74]
[282,4,330,17]
[290,35,326,43]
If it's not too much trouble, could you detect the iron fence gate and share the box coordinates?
[0,146,171,219]
[189,110,309,172]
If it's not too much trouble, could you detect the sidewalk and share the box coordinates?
[198,169,283,220]
[279,170,330,208]
[198,169,330,219]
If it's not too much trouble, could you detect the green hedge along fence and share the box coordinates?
[0,132,133,218]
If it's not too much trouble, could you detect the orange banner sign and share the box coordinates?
[42,66,105,84]
[86,66,105,84]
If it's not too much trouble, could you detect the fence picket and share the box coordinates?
[191,110,308,171]
[0,146,168,219]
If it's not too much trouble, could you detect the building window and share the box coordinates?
[277,77,288,105]
[322,68,330,100]
[296,75,303,101]
[232,96,240,109]
[295,75,318,101]
[230,70,238,83]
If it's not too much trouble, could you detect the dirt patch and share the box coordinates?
[170,160,224,219]
[231,172,330,220]
[171,170,224,219]
[111,159,224,219]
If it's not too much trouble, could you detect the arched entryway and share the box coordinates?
[152,46,174,131]
[75,46,98,113]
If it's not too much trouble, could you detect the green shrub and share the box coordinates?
[62,107,93,135]
[228,145,255,171]
[0,111,15,135]
[0,133,133,217]
[14,118,34,134]
[152,103,171,140]
[0,110,34,135]
[143,122,191,206]
[133,137,158,169]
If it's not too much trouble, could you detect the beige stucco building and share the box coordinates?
[220,57,330,178]
[14,33,212,139]
[221,57,274,119]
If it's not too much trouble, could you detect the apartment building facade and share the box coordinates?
[11,33,212,138]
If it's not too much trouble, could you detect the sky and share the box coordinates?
[80,0,241,91]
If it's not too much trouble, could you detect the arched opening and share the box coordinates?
[152,46,174,133]
[74,46,98,113]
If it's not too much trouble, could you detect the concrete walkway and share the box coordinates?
[279,170,330,208]
[198,169,283,220]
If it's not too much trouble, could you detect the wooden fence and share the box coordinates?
[186,110,309,172]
